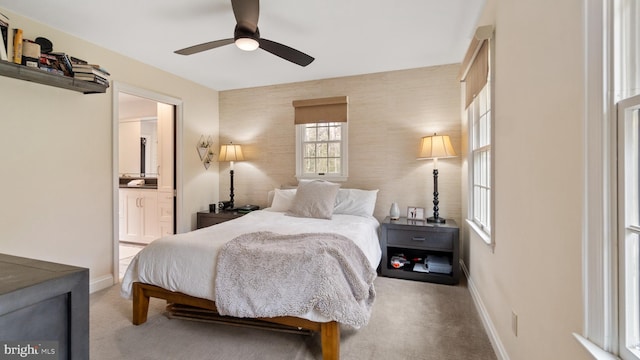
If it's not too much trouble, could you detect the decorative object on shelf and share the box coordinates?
[407,206,425,220]
[417,133,457,224]
[389,202,400,220]
[196,135,215,169]
[21,40,40,67]
[35,37,53,53]
[0,12,8,61]
[218,143,245,209]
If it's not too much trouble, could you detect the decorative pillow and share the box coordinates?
[334,189,379,217]
[266,188,297,212]
[286,180,340,219]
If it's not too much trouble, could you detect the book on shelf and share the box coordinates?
[40,53,57,64]
[72,64,110,78]
[50,52,74,77]
[74,73,109,86]
[12,28,22,64]
[38,66,64,76]
[69,56,87,65]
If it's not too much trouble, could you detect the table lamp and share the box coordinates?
[417,134,457,223]
[218,143,245,209]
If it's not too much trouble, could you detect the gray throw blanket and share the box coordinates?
[214,231,376,328]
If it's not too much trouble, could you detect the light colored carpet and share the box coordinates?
[90,276,497,359]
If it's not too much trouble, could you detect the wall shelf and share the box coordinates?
[0,60,107,94]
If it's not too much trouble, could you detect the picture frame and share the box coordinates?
[407,206,425,220]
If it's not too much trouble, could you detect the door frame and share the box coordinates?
[112,81,184,283]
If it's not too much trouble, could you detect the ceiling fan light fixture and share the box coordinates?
[175,3,314,66]
[235,37,259,51]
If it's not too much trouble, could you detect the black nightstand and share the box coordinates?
[196,211,245,229]
[380,217,460,285]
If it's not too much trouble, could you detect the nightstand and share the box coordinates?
[196,211,244,229]
[380,217,460,285]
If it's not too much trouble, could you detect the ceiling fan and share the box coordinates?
[174,0,315,67]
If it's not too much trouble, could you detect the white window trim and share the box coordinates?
[295,122,348,182]
[575,0,620,358]
[574,335,620,360]
[466,218,492,244]
[617,94,640,360]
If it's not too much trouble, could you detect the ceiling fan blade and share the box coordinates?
[174,38,234,55]
[258,38,314,67]
[231,0,259,32]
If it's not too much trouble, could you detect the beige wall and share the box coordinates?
[0,8,220,291]
[463,0,589,359]
[219,65,462,223]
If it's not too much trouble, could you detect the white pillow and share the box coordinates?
[266,188,297,212]
[286,180,340,219]
[334,189,379,217]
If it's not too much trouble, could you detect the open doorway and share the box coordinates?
[112,82,183,282]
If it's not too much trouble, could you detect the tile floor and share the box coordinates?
[119,242,144,279]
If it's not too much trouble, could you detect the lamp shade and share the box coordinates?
[218,144,245,162]
[417,134,457,160]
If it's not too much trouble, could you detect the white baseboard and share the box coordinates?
[90,274,115,294]
[461,261,510,360]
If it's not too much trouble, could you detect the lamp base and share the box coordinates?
[427,216,446,224]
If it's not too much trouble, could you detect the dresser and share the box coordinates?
[0,254,89,359]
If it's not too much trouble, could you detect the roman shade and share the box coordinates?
[459,25,493,109]
[292,96,348,124]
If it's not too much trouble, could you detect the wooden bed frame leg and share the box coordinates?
[130,283,341,359]
[320,321,340,360]
[132,283,150,325]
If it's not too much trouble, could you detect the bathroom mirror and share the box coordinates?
[119,117,158,177]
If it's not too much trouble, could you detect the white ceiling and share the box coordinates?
[0,0,486,91]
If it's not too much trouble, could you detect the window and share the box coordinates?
[469,85,491,239]
[619,95,640,360]
[577,0,640,358]
[460,28,493,245]
[617,0,640,358]
[292,96,349,181]
[296,122,348,181]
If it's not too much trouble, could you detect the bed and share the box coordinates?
[121,182,381,360]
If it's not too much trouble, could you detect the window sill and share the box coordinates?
[573,334,620,360]
[296,175,348,182]
[466,219,492,246]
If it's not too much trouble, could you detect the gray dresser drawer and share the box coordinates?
[386,229,453,251]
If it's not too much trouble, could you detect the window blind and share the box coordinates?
[292,96,348,124]
[459,25,493,109]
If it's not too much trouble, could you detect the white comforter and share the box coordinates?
[120,210,381,322]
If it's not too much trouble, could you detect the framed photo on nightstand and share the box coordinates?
[407,206,425,220]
